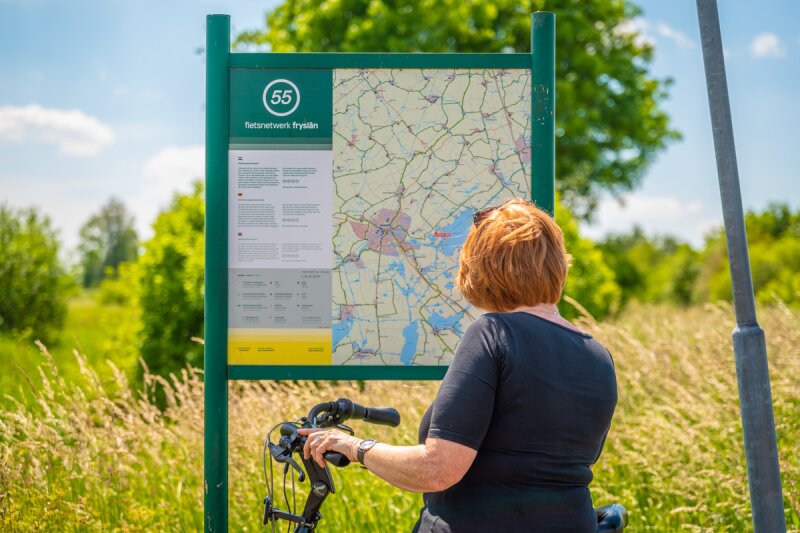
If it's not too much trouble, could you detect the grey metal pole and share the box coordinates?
[695,2,786,532]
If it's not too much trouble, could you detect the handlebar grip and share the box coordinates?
[363,407,401,427]
[323,452,351,467]
[347,400,367,420]
[329,398,400,426]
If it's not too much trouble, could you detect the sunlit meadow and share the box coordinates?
[0,303,798,532]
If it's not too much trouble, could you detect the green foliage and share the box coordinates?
[598,203,800,310]
[599,228,701,306]
[0,205,74,339]
[78,198,139,288]
[556,200,621,319]
[699,203,800,306]
[0,294,139,408]
[97,261,139,306]
[236,0,679,218]
[135,183,205,378]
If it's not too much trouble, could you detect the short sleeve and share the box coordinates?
[426,315,504,450]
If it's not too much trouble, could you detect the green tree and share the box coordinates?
[0,205,74,338]
[136,183,205,378]
[556,200,621,319]
[699,203,800,307]
[78,198,139,287]
[597,227,647,306]
[237,0,678,218]
[599,229,701,306]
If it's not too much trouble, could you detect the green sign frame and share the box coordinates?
[204,12,554,531]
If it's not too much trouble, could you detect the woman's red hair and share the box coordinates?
[456,199,571,312]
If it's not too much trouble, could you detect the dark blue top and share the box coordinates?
[413,312,617,533]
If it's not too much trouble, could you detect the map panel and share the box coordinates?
[331,68,532,366]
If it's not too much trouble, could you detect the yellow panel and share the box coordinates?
[228,332,331,343]
[228,328,325,337]
[227,328,332,365]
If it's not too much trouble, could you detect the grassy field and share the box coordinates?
[0,302,798,531]
[0,294,138,408]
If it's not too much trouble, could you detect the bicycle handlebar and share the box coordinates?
[308,398,401,428]
[264,398,402,530]
[363,406,402,426]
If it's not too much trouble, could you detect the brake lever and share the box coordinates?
[336,423,354,435]
[269,442,306,482]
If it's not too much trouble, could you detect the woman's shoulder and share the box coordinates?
[479,312,614,366]
[464,313,518,345]
[480,311,591,338]
[459,313,515,361]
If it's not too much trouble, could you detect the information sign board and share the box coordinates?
[204,12,555,531]
[227,67,535,376]
[228,69,334,367]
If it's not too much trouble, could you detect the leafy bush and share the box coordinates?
[0,205,74,339]
[599,229,701,306]
[97,262,139,306]
[698,203,800,307]
[557,200,621,320]
[135,183,205,378]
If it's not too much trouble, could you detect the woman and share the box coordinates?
[300,198,617,532]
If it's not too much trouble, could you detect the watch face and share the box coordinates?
[359,439,377,451]
[357,439,378,464]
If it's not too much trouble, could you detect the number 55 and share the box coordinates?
[270,90,293,105]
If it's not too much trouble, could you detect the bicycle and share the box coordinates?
[262,398,628,532]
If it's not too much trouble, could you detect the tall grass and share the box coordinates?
[0,303,797,532]
[0,294,138,408]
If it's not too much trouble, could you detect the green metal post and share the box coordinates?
[530,11,555,215]
[205,14,230,533]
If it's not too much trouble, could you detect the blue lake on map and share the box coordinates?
[387,260,406,277]
[332,317,354,347]
[400,321,420,364]
[428,310,465,335]
[430,209,473,256]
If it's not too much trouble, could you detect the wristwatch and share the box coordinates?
[357,439,378,464]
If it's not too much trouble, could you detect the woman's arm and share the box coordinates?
[298,428,476,493]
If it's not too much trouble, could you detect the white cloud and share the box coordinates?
[655,23,695,49]
[0,172,124,252]
[0,104,114,156]
[606,194,701,218]
[615,19,695,50]
[130,145,204,238]
[143,145,204,182]
[614,18,655,47]
[581,194,715,247]
[750,33,786,58]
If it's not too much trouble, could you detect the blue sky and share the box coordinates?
[0,0,798,252]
